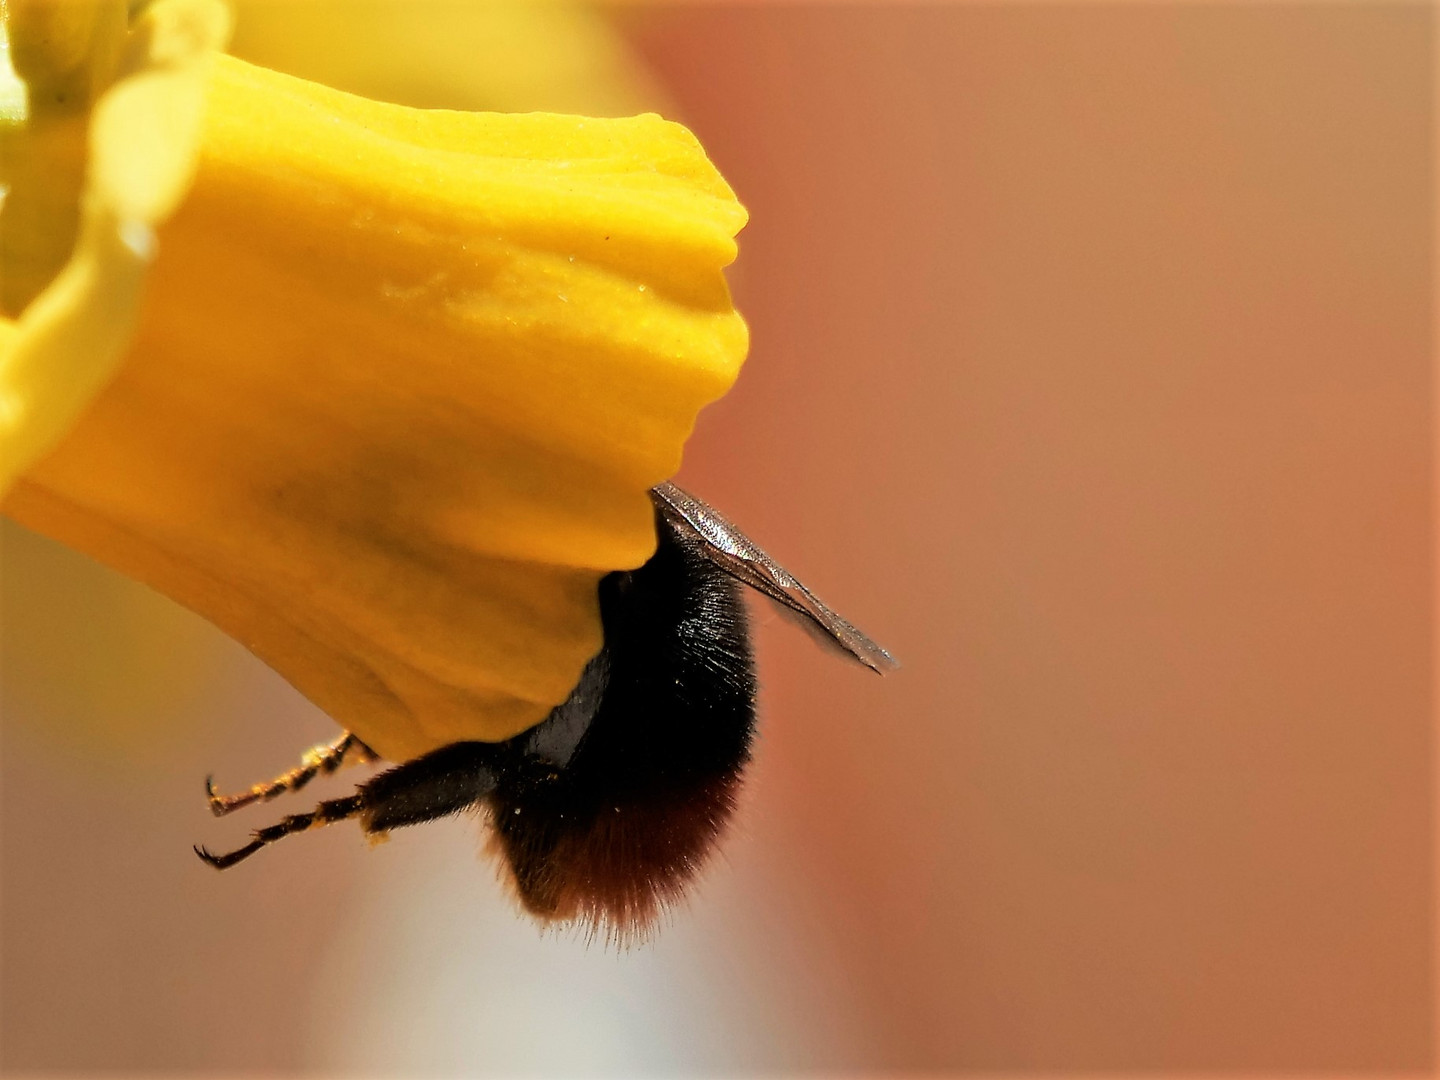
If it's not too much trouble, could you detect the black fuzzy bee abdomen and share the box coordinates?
[486,514,758,937]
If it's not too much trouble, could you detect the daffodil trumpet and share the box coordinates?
[0,0,749,763]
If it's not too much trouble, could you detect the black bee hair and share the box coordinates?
[480,507,758,939]
[196,485,894,942]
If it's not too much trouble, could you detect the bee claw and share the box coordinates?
[204,775,230,816]
[193,839,264,870]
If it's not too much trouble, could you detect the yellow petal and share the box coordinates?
[4,55,748,762]
[1,0,126,313]
[0,0,230,487]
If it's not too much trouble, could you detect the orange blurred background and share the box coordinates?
[2,4,1433,1074]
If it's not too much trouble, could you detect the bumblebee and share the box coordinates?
[197,484,894,938]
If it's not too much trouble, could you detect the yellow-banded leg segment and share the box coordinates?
[194,794,366,869]
[206,732,377,817]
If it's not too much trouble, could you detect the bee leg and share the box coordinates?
[205,731,378,817]
[194,794,365,869]
[354,741,503,832]
[193,742,504,870]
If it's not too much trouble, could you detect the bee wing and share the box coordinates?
[651,483,898,674]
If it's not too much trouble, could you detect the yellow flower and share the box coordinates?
[0,0,748,762]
